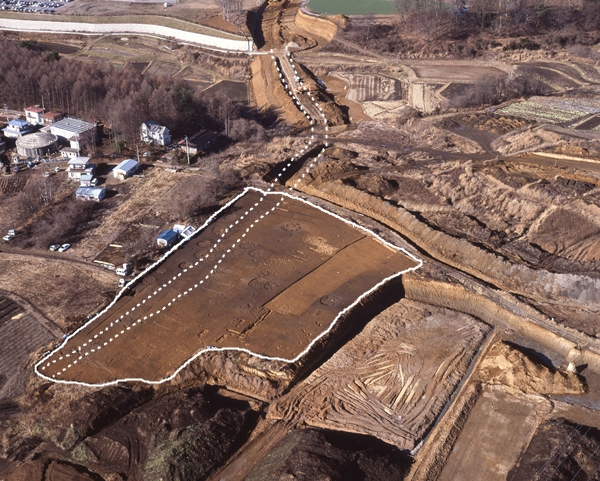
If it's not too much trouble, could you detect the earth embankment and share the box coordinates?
[294,8,345,42]
[293,180,600,311]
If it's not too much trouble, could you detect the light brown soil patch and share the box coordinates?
[437,386,544,481]
[269,299,490,449]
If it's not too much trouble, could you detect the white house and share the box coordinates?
[25,106,45,125]
[67,156,95,182]
[140,120,172,146]
[113,159,139,181]
[67,156,91,170]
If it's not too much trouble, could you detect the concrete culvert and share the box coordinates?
[16,132,58,158]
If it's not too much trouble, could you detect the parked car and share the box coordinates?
[54,166,60,172]
[49,244,60,251]
[58,243,70,252]
[43,171,50,177]
[7,229,16,236]
[2,235,12,242]
[118,278,126,287]
[90,177,98,186]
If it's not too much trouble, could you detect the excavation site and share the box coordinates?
[1,0,600,479]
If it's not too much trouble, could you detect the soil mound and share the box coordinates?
[477,341,586,395]
[245,428,411,481]
[508,418,600,481]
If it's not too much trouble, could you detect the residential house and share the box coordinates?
[25,106,44,125]
[156,229,179,248]
[140,120,172,146]
[113,159,138,181]
[67,156,95,182]
[2,119,32,139]
[75,186,105,202]
[177,129,218,156]
[41,111,65,126]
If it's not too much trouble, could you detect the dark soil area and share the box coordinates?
[245,428,412,481]
[508,417,600,481]
[0,384,260,481]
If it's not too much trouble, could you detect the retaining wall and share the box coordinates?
[0,18,253,51]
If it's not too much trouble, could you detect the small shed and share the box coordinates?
[173,224,195,238]
[156,229,178,248]
[79,173,94,187]
[68,166,94,182]
[76,186,105,202]
[113,159,139,181]
[60,147,79,159]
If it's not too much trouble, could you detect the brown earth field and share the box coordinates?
[0,252,116,327]
[37,189,419,385]
[269,299,491,450]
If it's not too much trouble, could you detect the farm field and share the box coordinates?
[332,72,403,102]
[498,96,600,125]
[0,299,55,401]
[38,189,420,385]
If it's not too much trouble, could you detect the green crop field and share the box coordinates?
[307,0,396,15]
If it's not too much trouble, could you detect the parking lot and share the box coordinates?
[0,0,73,14]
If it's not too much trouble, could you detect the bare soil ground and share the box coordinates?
[296,139,600,335]
[244,428,412,481]
[437,386,542,481]
[269,299,490,449]
[41,190,418,384]
[508,417,600,480]
[0,252,115,327]
[405,61,507,83]
[57,0,255,28]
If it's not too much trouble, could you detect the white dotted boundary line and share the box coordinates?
[39,56,331,379]
[34,187,423,387]
[42,146,328,379]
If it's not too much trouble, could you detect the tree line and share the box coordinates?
[393,0,600,34]
[0,40,255,148]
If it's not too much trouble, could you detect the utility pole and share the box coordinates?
[185,135,190,164]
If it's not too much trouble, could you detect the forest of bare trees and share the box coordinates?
[333,0,600,57]
[0,40,255,148]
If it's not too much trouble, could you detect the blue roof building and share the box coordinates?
[2,119,32,139]
[156,229,179,248]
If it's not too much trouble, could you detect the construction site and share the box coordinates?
[1,0,600,480]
